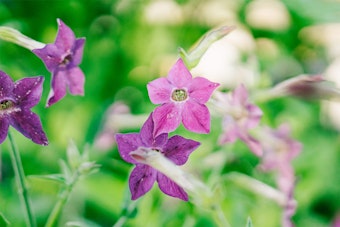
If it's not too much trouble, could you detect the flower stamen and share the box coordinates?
[171,89,188,102]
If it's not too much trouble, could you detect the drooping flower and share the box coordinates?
[115,113,200,200]
[258,124,302,227]
[147,58,219,136]
[213,84,262,156]
[32,19,85,107]
[0,71,48,145]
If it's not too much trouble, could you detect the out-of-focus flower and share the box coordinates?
[213,84,262,156]
[115,113,200,201]
[94,102,148,151]
[147,58,219,137]
[33,19,85,107]
[258,124,302,227]
[270,74,340,101]
[0,71,48,145]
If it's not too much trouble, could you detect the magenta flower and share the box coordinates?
[0,71,48,145]
[33,19,85,107]
[215,84,263,156]
[147,58,219,136]
[115,113,200,200]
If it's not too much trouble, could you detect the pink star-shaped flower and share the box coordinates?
[216,84,263,156]
[147,58,219,137]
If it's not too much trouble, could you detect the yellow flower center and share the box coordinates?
[0,100,14,110]
[171,89,188,102]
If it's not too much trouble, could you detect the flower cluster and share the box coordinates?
[0,19,85,145]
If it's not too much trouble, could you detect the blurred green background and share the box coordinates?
[1,0,340,226]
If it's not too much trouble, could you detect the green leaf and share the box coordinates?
[66,140,82,171]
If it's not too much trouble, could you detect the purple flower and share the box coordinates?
[33,19,85,107]
[216,84,263,156]
[0,71,48,145]
[147,58,219,136]
[115,113,200,200]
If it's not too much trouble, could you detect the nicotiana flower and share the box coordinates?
[0,71,48,145]
[213,84,263,156]
[147,58,219,137]
[270,74,340,100]
[258,124,302,227]
[115,113,200,201]
[33,19,85,107]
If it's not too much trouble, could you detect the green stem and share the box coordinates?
[8,131,36,227]
[212,204,231,227]
[45,171,79,227]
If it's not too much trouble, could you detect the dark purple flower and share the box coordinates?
[33,19,85,107]
[147,58,219,137]
[115,113,200,201]
[0,71,48,145]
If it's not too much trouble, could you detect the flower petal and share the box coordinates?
[219,116,238,144]
[147,78,173,104]
[46,70,67,107]
[157,172,188,201]
[239,132,262,156]
[32,44,62,72]
[71,38,85,66]
[55,19,76,51]
[9,109,48,145]
[189,77,219,104]
[163,135,200,165]
[244,103,262,129]
[152,103,182,137]
[115,133,142,164]
[0,118,9,144]
[0,71,14,99]
[182,100,210,133]
[140,113,168,147]
[13,76,44,108]
[232,84,248,106]
[167,58,192,87]
[129,164,157,200]
[66,67,85,95]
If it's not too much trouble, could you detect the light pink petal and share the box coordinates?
[115,133,142,164]
[167,58,192,87]
[189,77,219,104]
[55,19,76,51]
[219,116,238,144]
[66,67,85,95]
[147,78,173,104]
[182,100,210,134]
[232,84,248,106]
[157,172,188,201]
[0,118,9,144]
[244,103,262,129]
[239,132,262,156]
[163,135,200,165]
[140,113,168,147]
[152,103,182,137]
[129,165,157,200]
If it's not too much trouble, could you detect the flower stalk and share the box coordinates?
[8,131,36,227]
